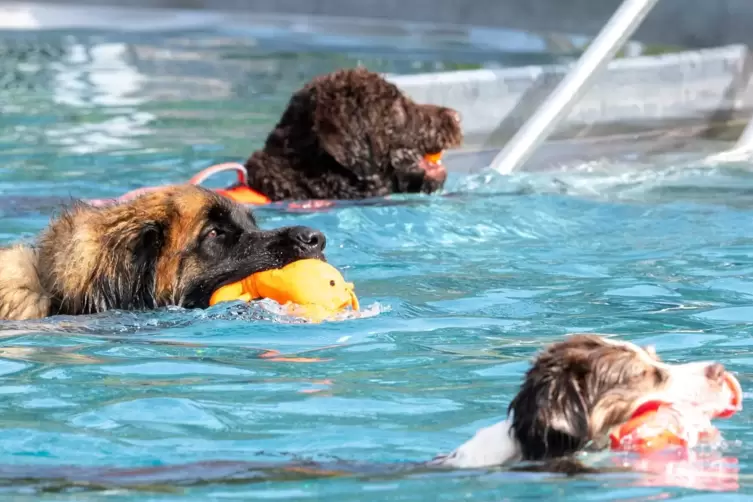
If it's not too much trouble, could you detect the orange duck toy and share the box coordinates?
[209,259,359,322]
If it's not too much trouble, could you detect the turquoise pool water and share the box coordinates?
[1,31,753,500]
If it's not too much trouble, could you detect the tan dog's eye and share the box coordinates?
[329,280,336,287]
[207,229,218,238]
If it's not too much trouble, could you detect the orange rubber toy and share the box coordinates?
[209,259,359,322]
[424,152,443,165]
[610,372,743,454]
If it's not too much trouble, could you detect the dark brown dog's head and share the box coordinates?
[509,334,731,461]
[37,185,326,315]
[244,67,463,201]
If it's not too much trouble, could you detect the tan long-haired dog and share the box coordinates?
[0,185,326,320]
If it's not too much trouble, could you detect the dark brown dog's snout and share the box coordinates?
[705,362,726,382]
[289,226,327,253]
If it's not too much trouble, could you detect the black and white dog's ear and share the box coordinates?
[508,367,591,461]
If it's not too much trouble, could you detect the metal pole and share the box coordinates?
[734,114,753,151]
[488,0,660,175]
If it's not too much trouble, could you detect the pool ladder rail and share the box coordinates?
[488,0,753,175]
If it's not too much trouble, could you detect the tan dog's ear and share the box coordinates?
[88,219,166,313]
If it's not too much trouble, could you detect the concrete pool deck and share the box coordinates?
[2,1,753,173]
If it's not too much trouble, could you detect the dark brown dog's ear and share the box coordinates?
[312,92,364,169]
[509,370,591,461]
[311,85,402,177]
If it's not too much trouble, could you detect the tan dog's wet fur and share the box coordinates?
[0,185,326,320]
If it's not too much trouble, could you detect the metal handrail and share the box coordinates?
[488,0,661,175]
[735,111,753,151]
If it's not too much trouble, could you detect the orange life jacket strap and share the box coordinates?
[189,162,270,205]
[216,185,271,205]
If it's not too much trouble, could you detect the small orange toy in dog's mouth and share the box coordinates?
[209,259,359,322]
[610,372,743,454]
[424,152,443,165]
[421,152,446,181]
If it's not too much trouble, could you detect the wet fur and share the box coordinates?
[0,185,326,321]
[244,68,463,201]
[433,334,729,475]
[509,335,670,461]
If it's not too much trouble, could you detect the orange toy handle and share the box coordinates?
[88,162,269,207]
[188,162,248,186]
[216,185,270,205]
[189,163,270,205]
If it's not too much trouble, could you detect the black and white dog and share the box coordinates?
[433,334,733,468]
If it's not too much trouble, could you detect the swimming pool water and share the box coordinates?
[1,31,753,500]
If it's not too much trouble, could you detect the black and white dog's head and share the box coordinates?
[435,334,733,469]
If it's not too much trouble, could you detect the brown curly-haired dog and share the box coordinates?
[244,67,463,201]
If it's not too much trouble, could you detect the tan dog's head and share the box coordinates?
[38,185,326,315]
